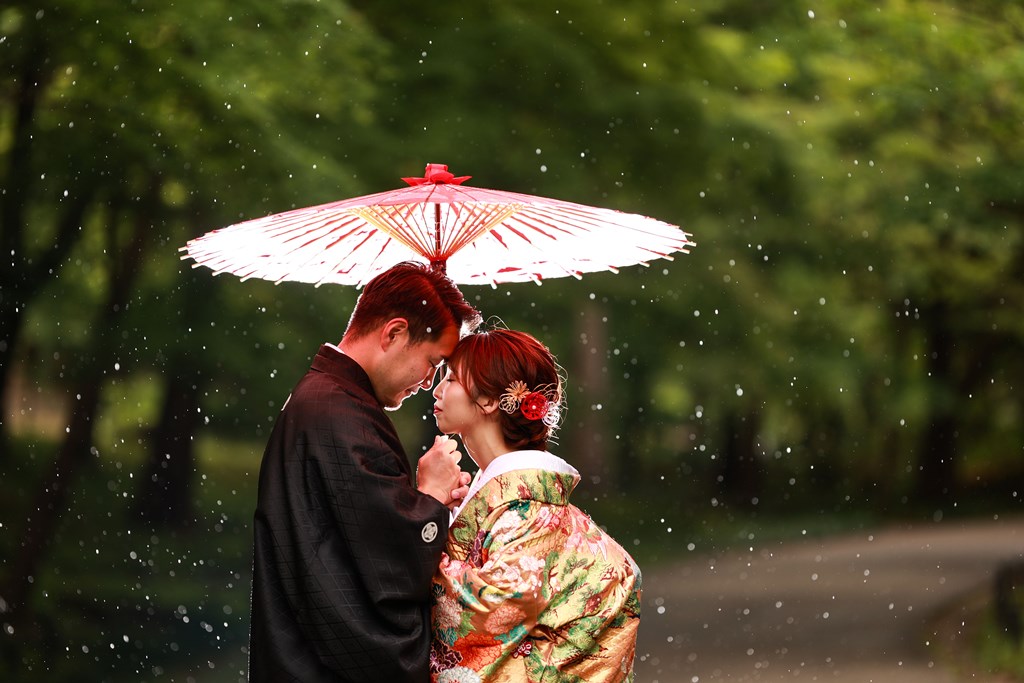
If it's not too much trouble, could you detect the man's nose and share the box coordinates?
[425,364,447,392]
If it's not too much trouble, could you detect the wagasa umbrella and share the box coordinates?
[180,163,695,287]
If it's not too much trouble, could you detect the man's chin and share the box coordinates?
[383,390,415,411]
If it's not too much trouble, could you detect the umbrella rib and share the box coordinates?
[181,166,695,286]
[478,228,586,281]
[350,206,434,258]
[443,203,523,256]
[316,233,397,287]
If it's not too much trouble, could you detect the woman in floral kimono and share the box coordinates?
[429,328,641,683]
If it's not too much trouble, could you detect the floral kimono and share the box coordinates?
[429,450,642,683]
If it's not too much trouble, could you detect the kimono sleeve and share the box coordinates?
[431,500,639,683]
[432,502,555,671]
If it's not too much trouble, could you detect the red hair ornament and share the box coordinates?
[520,392,549,421]
[499,381,561,427]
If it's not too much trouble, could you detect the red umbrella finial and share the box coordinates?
[402,163,471,187]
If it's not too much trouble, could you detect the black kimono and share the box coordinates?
[249,345,449,682]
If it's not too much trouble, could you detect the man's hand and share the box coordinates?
[417,435,466,506]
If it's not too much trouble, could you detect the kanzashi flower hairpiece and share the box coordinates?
[498,381,561,427]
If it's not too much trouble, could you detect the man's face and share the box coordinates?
[377,324,460,410]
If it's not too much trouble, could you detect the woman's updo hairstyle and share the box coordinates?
[447,327,564,451]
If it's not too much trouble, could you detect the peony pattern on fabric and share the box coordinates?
[429,460,642,683]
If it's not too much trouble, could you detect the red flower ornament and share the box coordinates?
[401,163,471,186]
[520,392,549,421]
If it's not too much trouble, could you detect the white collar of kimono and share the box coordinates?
[451,450,579,523]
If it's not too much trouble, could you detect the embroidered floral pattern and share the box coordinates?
[436,665,481,683]
[430,638,462,674]
[467,530,488,566]
[430,466,641,683]
[435,592,463,631]
[484,603,528,635]
[457,632,504,671]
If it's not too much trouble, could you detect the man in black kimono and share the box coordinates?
[249,262,482,682]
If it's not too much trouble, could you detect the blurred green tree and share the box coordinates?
[0,0,386,662]
[767,1,1024,502]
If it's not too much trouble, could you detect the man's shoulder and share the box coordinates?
[284,362,401,445]
[285,369,378,421]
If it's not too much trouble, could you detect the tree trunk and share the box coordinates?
[0,378,102,642]
[0,185,155,665]
[720,408,762,507]
[0,24,49,453]
[0,187,94,452]
[571,302,610,490]
[0,303,28,458]
[915,304,958,502]
[132,368,203,528]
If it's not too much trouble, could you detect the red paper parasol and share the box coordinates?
[181,163,695,286]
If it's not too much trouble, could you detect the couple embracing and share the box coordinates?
[248,262,641,683]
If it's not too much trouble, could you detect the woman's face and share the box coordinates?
[431,366,481,436]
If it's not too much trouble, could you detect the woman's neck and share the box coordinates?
[461,425,512,471]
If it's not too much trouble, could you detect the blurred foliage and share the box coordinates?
[0,435,252,682]
[2,0,1024,680]
[972,605,1024,681]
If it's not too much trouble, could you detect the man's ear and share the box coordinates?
[379,318,409,350]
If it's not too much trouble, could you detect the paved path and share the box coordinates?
[634,516,1024,682]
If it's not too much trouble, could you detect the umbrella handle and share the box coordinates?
[431,203,446,274]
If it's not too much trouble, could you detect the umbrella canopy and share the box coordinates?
[180,163,695,287]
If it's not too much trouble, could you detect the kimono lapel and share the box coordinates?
[447,451,579,562]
